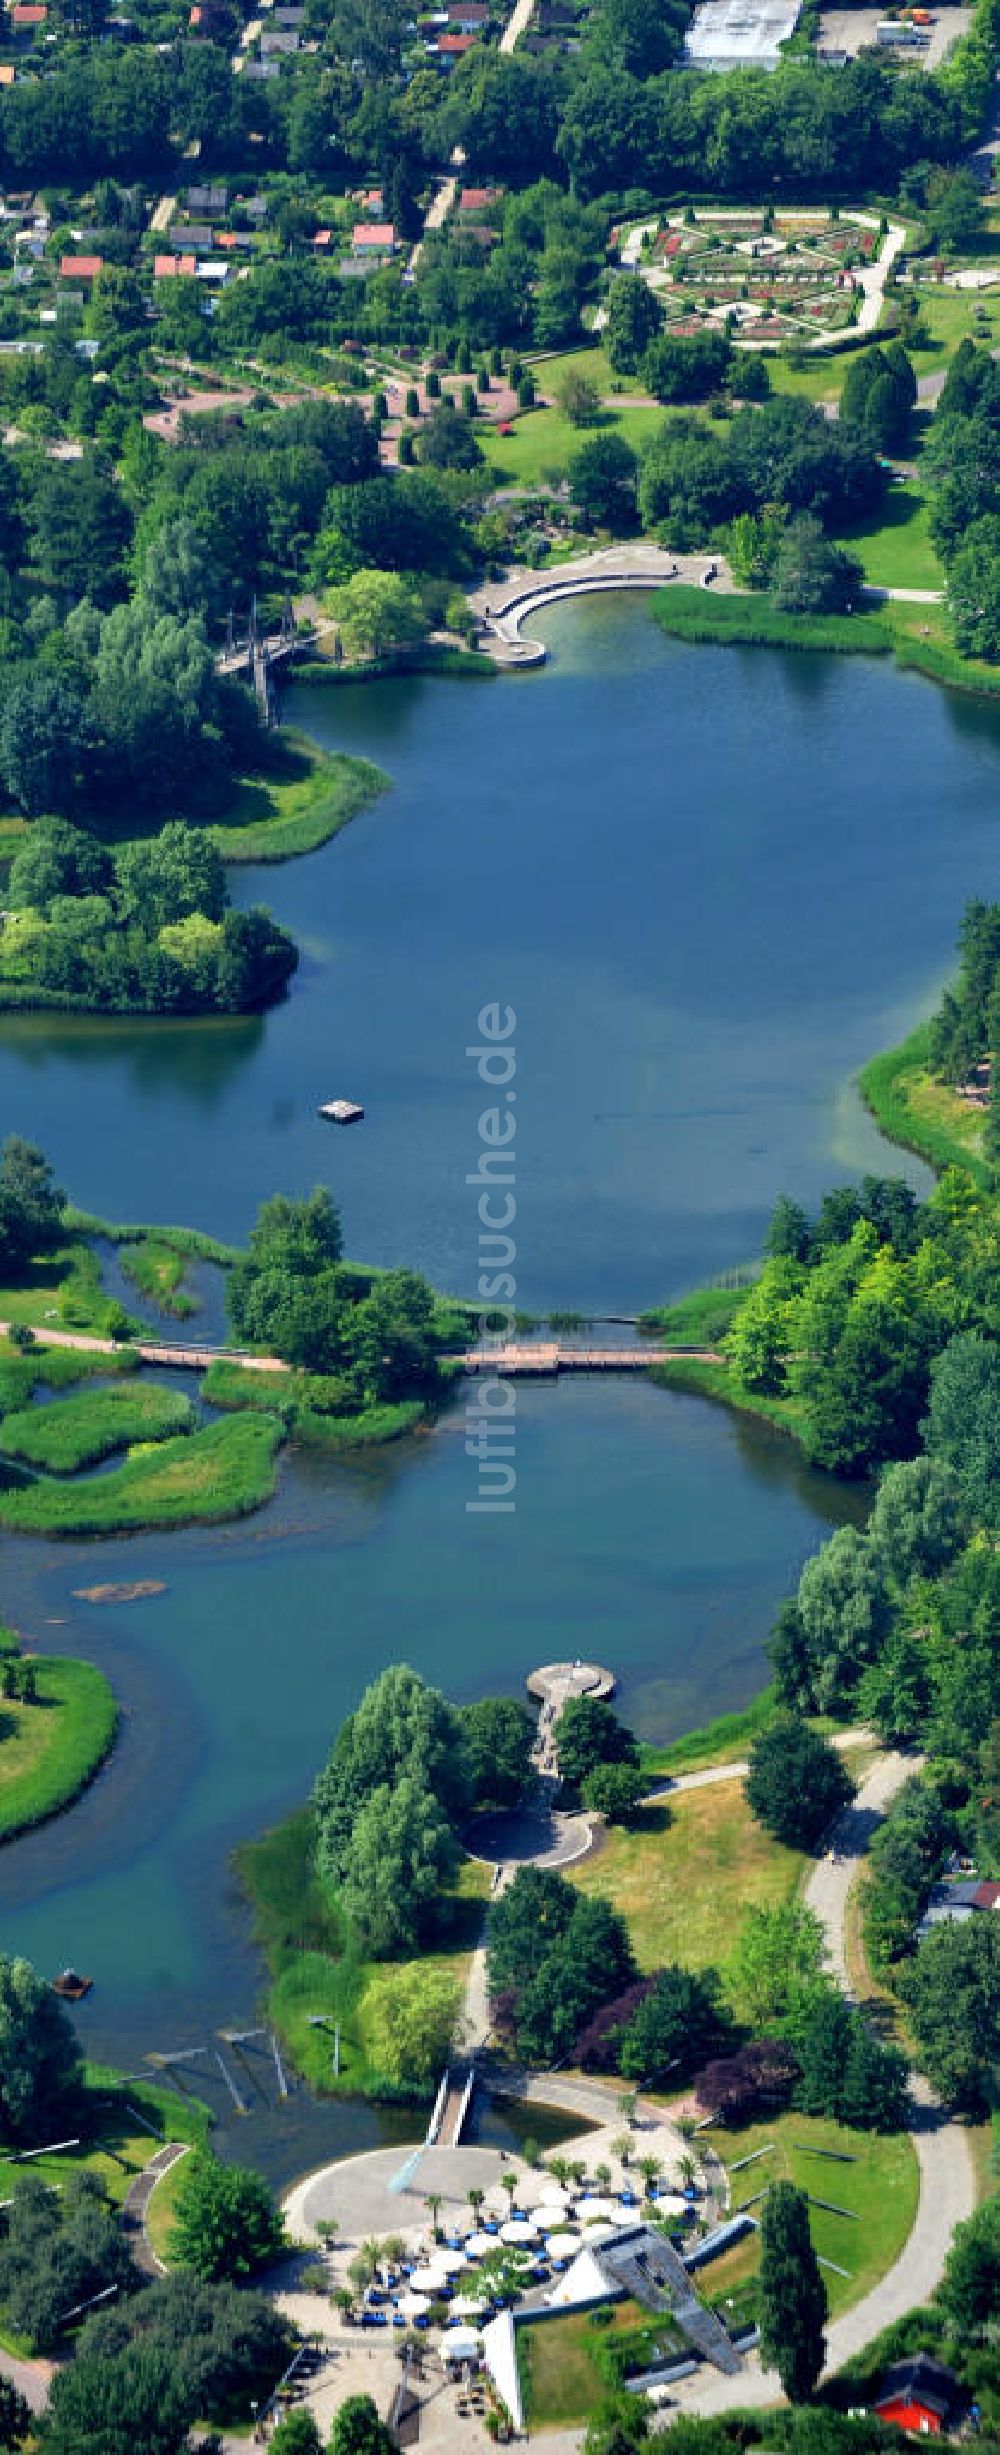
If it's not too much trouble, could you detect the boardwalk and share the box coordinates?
[462,1342,720,1373]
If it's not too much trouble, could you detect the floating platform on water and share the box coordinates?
[319,1099,364,1124]
[51,1969,92,2001]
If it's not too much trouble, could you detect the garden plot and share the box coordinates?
[615,210,877,346]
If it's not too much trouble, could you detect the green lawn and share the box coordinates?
[904,284,1000,381]
[0,2068,208,2213]
[0,1381,195,1472]
[144,2147,192,2268]
[570,1779,804,1987]
[709,2110,919,2318]
[518,2300,656,2429]
[0,1411,283,1536]
[0,1653,117,1843]
[479,399,665,489]
[838,483,944,594]
[763,354,845,407]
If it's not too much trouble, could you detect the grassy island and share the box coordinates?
[0,1641,117,1843]
[0,1411,284,1537]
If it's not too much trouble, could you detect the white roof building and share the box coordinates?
[684,0,801,67]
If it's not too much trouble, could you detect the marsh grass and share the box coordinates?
[0,1382,194,1473]
[0,1412,283,1535]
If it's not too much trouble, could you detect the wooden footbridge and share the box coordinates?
[462,1343,719,1374]
[215,599,329,723]
[0,1319,720,1379]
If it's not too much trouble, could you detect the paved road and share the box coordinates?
[670,1750,976,2424]
[500,0,536,48]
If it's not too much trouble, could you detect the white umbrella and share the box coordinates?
[545,2229,581,2259]
[463,2232,497,2259]
[408,2265,444,2292]
[532,2198,573,2228]
[577,2196,619,2222]
[579,2220,618,2246]
[397,2291,430,2318]
[442,2326,483,2361]
[453,2294,487,2319]
[654,2192,689,2215]
[434,2249,467,2277]
[501,2219,538,2246]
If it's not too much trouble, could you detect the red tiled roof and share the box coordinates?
[459,185,498,208]
[11,7,47,23]
[351,222,396,247]
[60,254,102,278]
[973,1880,1000,1909]
[438,31,475,45]
[154,252,196,276]
[313,228,332,245]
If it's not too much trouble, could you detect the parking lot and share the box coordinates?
[817,5,972,65]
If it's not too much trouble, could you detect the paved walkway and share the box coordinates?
[0,2350,54,2419]
[469,546,733,663]
[121,2141,191,2280]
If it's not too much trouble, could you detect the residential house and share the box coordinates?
[59,254,103,280]
[351,222,397,257]
[917,1874,1000,1941]
[153,252,197,277]
[167,222,214,253]
[871,2357,965,2436]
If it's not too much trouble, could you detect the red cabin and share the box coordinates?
[872,2357,964,2437]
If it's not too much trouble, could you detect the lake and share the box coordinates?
[1,596,999,2176]
[6,595,1000,1311]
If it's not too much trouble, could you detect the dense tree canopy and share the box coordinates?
[745,1717,854,1850]
[0,1953,81,2143]
[169,2152,285,2284]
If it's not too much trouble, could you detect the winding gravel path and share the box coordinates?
[672,1750,976,2421]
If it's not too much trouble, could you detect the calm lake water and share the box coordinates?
[6,595,1000,1309]
[2,597,1000,2177]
